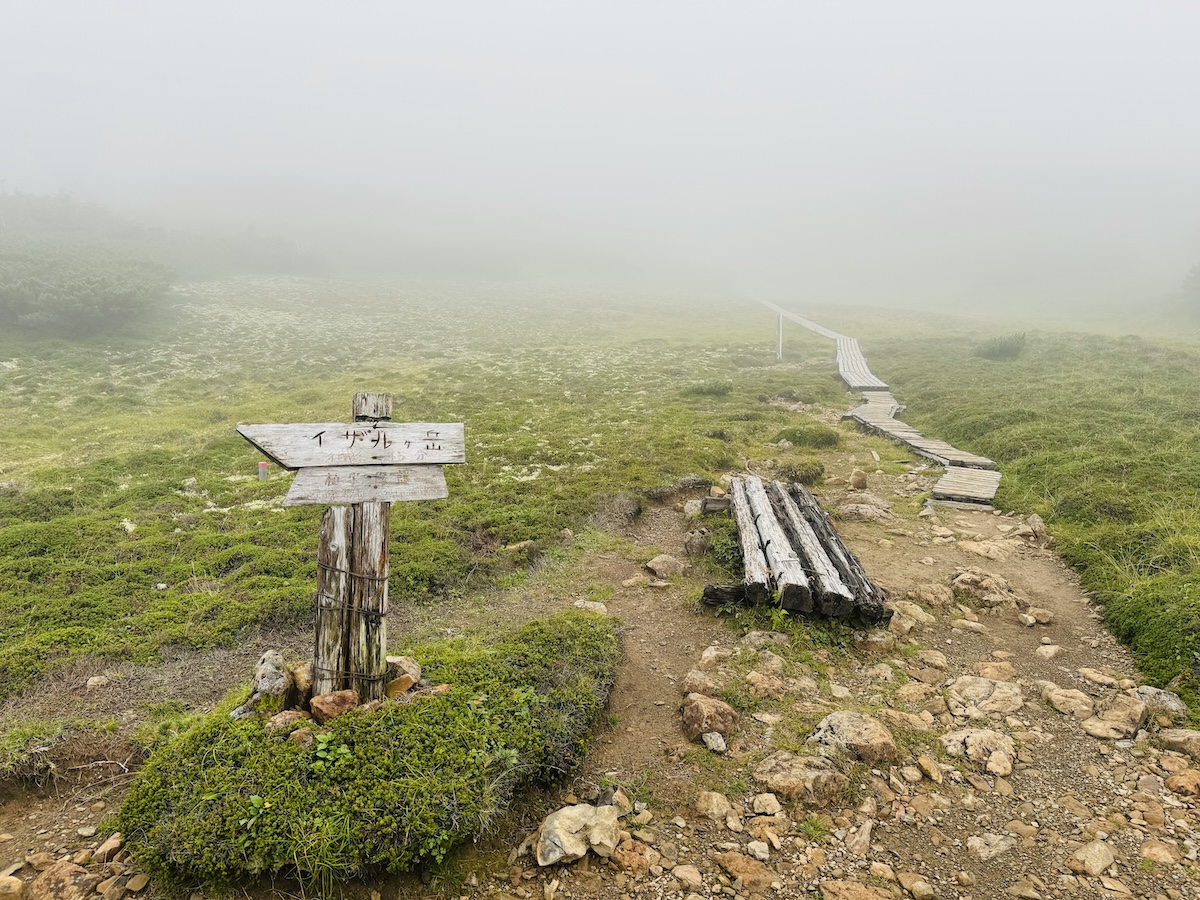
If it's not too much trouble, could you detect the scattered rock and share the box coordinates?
[610,836,657,873]
[229,650,294,719]
[681,669,721,696]
[1139,840,1182,864]
[967,833,1016,860]
[694,791,732,821]
[1081,694,1147,740]
[753,752,848,806]
[29,862,100,900]
[1132,686,1188,719]
[93,834,123,865]
[701,732,727,753]
[681,694,739,741]
[958,540,1011,561]
[0,876,23,898]
[1067,840,1115,876]
[711,851,777,892]
[671,865,703,890]
[1165,769,1200,796]
[849,469,869,489]
[818,880,893,900]
[1043,686,1094,719]
[940,729,1016,776]
[1157,728,1200,760]
[946,676,1025,716]
[740,631,791,650]
[752,793,781,815]
[646,554,685,578]
[808,711,900,764]
[908,584,954,607]
[309,690,360,724]
[683,529,711,557]
[572,600,608,614]
[534,804,620,866]
[265,709,312,731]
[124,875,149,893]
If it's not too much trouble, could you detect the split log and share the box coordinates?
[314,505,351,695]
[728,477,772,606]
[766,481,854,617]
[787,483,891,625]
[742,476,812,612]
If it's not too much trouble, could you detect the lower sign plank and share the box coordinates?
[284,465,448,507]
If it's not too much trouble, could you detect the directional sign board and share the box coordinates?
[237,422,465,469]
[284,465,448,506]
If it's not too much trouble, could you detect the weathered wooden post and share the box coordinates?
[238,393,465,701]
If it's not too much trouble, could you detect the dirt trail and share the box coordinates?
[2,466,1199,900]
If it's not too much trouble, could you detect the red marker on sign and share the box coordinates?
[258,461,269,481]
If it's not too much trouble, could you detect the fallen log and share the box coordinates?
[766,480,854,617]
[787,482,891,625]
[742,476,812,612]
[701,584,748,608]
[728,477,772,605]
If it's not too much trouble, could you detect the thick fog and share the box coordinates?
[4,1,1200,310]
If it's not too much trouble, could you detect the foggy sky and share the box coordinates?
[4,1,1200,309]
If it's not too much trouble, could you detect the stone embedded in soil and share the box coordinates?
[309,689,360,724]
[573,599,607,613]
[694,791,732,820]
[701,732,727,753]
[93,834,123,865]
[1157,728,1200,760]
[710,851,776,892]
[645,554,684,578]
[124,874,149,893]
[534,804,620,866]
[740,630,791,650]
[946,676,1024,716]
[1080,694,1147,740]
[0,876,23,897]
[671,865,703,889]
[1067,839,1115,876]
[229,650,294,719]
[1034,644,1064,659]
[265,709,311,731]
[753,751,848,806]
[808,710,900,764]
[967,833,1016,860]
[752,792,781,815]
[1139,840,1182,864]
[1164,769,1200,796]
[1042,686,1095,719]
[1131,685,1188,719]
[681,693,738,741]
[681,669,721,696]
[610,836,657,873]
[940,729,1016,773]
[818,880,893,900]
[29,862,100,900]
[385,674,418,697]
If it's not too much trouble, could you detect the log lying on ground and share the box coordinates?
[701,584,748,607]
[741,476,812,612]
[767,480,854,617]
[787,482,891,625]
[728,477,772,606]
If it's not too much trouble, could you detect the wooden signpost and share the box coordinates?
[238,392,464,701]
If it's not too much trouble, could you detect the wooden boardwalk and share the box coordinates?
[758,299,1001,506]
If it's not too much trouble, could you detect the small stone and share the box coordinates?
[681,694,739,741]
[125,874,149,893]
[29,862,100,900]
[752,793,782,815]
[672,865,703,890]
[86,676,109,690]
[573,600,607,613]
[746,840,770,862]
[0,875,23,898]
[1034,644,1064,659]
[94,833,124,864]
[309,689,360,724]
[1067,840,1115,876]
[76,826,97,838]
[695,791,732,820]
[646,554,685,578]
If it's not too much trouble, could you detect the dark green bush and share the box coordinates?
[680,379,733,397]
[775,459,825,486]
[119,611,620,885]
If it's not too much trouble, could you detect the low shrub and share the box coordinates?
[680,379,733,397]
[775,458,825,486]
[119,611,620,886]
[971,332,1027,360]
[772,424,840,449]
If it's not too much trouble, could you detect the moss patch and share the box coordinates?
[118,611,619,885]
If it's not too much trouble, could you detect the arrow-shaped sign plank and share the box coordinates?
[237,422,465,469]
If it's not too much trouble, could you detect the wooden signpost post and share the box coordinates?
[238,392,465,701]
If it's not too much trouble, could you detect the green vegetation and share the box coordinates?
[0,283,842,705]
[872,327,1200,708]
[681,379,734,397]
[119,611,619,885]
[971,332,1027,361]
[772,423,841,448]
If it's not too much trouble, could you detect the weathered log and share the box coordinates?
[701,584,749,607]
[345,500,390,701]
[314,505,351,695]
[767,481,854,617]
[728,477,772,606]
[743,476,812,612]
[788,483,891,625]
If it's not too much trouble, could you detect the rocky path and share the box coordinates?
[2,464,1199,900]
[505,468,1200,900]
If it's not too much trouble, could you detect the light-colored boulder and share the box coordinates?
[808,711,900,764]
[28,862,100,900]
[535,804,621,866]
[681,693,739,741]
[946,676,1024,716]
[1081,694,1148,740]
[1067,840,1114,876]
[1158,728,1200,760]
[711,852,777,892]
[1131,686,1188,719]
[1043,687,1095,719]
[646,554,685,578]
[694,791,732,820]
[753,752,848,806]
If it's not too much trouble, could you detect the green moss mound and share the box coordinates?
[119,611,620,884]
[772,424,840,449]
